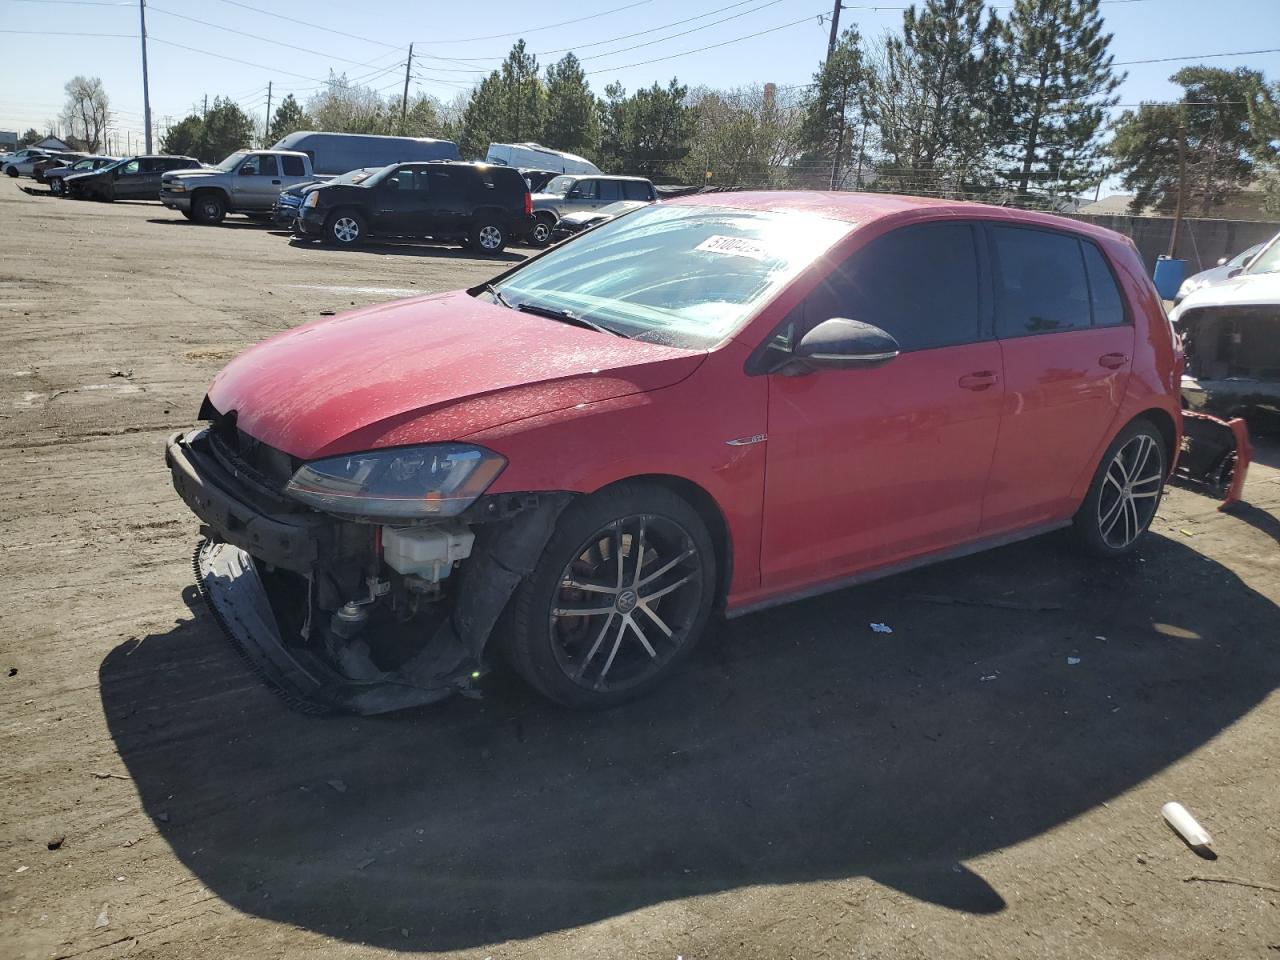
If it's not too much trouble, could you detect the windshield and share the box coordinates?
[543,175,576,196]
[493,204,851,349]
[1244,234,1280,276]
[216,152,248,172]
[1228,243,1263,268]
[359,164,402,187]
[95,157,130,174]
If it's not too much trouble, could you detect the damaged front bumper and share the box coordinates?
[1176,411,1254,509]
[166,429,570,714]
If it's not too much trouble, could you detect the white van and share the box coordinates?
[484,142,600,175]
[270,131,459,176]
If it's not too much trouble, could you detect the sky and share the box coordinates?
[1,0,1278,159]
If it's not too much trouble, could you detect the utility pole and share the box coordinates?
[826,0,842,58]
[401,43,413,129]
[139,0,152,152]
[203,94,208,117]
[1169,119,1188,259]
[264,81,273,145]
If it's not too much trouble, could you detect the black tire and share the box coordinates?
[5,167,17,178]
[505,482,717,709]
[191,192,226,225]
[529,214,555,248]
[180,208,196,221]
[470,219,507,255]
[1073,418,1167,558]
[48,178,64,196]
[324,209,365,246]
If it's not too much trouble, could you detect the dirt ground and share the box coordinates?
[1,185,1278,960]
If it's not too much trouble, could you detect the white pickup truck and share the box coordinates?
[160,149,316,224]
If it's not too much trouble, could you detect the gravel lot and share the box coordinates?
[1,185,1278,960]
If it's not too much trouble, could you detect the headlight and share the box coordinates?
[168,182,185,192]
[285,444,506,520]
[303,192,319,208]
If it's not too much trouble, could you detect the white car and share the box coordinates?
[3,148,51,178]
[1169,232,1280,424]
[1175,241,1268,304]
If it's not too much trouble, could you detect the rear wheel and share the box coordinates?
[1074,420,1166,557]
[192,192,226,225]
[529,215,554,247]
[471,220,506,255]
[505,483,716,709]
[48,178,64,196]
[325,210,365,246]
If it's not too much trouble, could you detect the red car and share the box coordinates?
[167,192,1183,714]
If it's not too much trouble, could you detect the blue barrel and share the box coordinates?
[1153,256,1187,300]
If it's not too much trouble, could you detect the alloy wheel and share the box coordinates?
[532,221,551,244]
[332,217,360,243]
[1097,433,1163,549]
[549,513,703,693]
[478,225,503,250]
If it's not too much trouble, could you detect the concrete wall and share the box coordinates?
[1069,213,1279,273]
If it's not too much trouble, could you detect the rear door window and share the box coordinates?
[805,221,982,352]
[281,154,305,176]
[622,180,651,200]
[1080,241,1127,327]
[991,225,1091,336]
[597,180,621,202]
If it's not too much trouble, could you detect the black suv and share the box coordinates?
[67,155,203,201]
[295,161,534,254]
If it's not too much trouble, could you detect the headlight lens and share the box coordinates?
[169,182,185,192]
[285,444,506,520]
[303,191,319,208]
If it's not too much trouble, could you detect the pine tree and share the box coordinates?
[460,72,506,158]
[499,40,545,143]
[799,27,868,188]
[544,53,598,157]
[997,0,1121,202]
[267,94,309,144]
[1110,66,1279,216]
[868,0,1001,195]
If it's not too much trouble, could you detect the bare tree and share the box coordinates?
[59,76,110,151]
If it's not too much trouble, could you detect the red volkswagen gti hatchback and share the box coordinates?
[167,192,1183,714]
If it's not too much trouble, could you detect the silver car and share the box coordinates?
[1175,241,1269,303]
[528,174,656,246]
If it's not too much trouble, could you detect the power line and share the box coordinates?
[580,0,788,62]
[415,0,656,44]
[148,36,328,82]
[583,11,823,75]
[1114,47,1280,66]
[0,28,132,37]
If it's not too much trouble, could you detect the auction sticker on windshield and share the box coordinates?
[696,235,772,261]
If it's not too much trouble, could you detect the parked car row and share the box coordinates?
[15,131,660,256]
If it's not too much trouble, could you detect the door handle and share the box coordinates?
[272,179,281,185]
[958,371,999,391]
[1098,352,1128,369]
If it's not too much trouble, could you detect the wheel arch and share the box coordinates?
[1132,407,1178,475]
[594,473,734,614]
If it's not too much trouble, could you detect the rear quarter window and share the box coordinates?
[1080,241,1128,327]
[622,180,652,201]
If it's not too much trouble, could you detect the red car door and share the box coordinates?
[759,220,1005,593]
[980,224,1135,533]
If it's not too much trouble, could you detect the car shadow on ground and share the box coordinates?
[285,236,527,262]
[146,217,283,232]
[100,529,1280,952]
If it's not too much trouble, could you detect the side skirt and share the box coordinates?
[727,518,1073,619]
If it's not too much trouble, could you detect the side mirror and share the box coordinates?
[793,318,900,371]
[567,188,582,199]
[1216,257,1228,266]
[1227,267,1243,279]
[239,166,256,176]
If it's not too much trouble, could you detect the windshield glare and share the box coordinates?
[216,152,248,172]
[494,204,851,349]
[1244,235,1280,275]
[543,175,576,196]
[359,164,401,187]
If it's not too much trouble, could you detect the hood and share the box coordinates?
[207,289,705,460]
[1170,270,1280,323]
[164,169,218,181]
